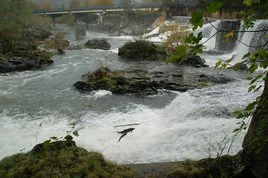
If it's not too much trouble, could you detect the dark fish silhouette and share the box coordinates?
[117,128,135,142]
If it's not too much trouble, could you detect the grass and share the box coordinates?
[0,140,135,178]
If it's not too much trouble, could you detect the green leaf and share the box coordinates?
[233,110,244,119]
[206,1,224,13]
[167,45,187,63]
[243,0,251,6]
[226,58,233,64]
[248,63,258,73]
[248,84,257,92]
[250,74,263,85]
[245,101,257,111]
[253,85,262,92]
[215,60,222,68]
[233,128,240,133]
[242,52,251,59]
[191,11,204,30]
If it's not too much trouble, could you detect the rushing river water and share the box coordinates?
[0,24,263,164]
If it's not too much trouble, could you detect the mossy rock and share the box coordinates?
[168,155,244,178]
[0,140,135,178]
[74,67,161,96]
[118,40,166,60]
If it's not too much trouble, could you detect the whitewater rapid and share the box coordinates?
[0,22,264,164]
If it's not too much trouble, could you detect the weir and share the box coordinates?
[215,20,240,52]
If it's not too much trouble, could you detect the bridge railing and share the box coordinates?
[33,3,162,14]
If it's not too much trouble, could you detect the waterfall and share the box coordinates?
[234,20,268,62]
[195,20,221,50]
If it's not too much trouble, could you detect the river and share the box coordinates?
[0,23,263,164]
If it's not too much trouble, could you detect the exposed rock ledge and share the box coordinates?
[74,65,234,96]
[0,52,53,73]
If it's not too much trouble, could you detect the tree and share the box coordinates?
[69,0,82,9]
[0,0,51,54]
[37,2,53,10]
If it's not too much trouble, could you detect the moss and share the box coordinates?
[118,40,166,60]
[0,140,135,178]
[168,155,243,178]
[197,82,209,88]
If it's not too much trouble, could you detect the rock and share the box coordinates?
[229,63,248,71]
[74,66,235,96]
[118,40,166,60]
[182,56,208,68]
[32,140,76,154]
[198,73,234,84]
[74,81,94,91]
[0,59,15,73]
[85,39,111,50]
[0,52,53,73]
[74,67,160,96]
[55,39,69,50]
[57,48,65,55]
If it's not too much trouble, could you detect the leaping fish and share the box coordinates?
[117,128,135,142]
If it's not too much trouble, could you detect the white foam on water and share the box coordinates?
[0,81,259,164]
[84,90,112,99]
[109,48,119,54]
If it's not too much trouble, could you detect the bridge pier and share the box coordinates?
[97,11,105,29]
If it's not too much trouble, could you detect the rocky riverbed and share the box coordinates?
[0,25,70,73]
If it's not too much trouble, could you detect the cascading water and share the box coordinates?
[0,22,264,164]
[195,20,221,50]
[234,20,267,62]
[200,19,268,66]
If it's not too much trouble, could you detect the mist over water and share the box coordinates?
[0,21,264,164]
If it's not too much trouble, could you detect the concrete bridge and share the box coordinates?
[33,4,161,17]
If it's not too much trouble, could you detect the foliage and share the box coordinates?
[55,14,75,26]
[35,2,53,10]
[166,32,203,63]
[188,0,268,134]
[0,0,51,54]
[0,139,135,178]
[168,155,244,178]
[160,23,190,55]
[69,0,82,9]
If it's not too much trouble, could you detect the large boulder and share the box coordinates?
[182,56,208,68]
[74,67,160,96]
[74,66,235,96]
[118,40,166,60]
[85,39,111,50]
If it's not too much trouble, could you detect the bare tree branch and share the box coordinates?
[114,123,140,128]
